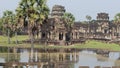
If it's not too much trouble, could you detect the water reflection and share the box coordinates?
[109,52,120,60]
[0,50,120,68]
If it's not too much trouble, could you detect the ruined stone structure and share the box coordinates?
[51,5,65,17]
[40,5,72,45]
[95,13,110,38]
[40,5,118,45]
[97,13,109,21]
[74,13,111,39]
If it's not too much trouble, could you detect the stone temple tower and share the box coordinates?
[40,5,72,45]
[96,13,110,34]
[51,5,66,17]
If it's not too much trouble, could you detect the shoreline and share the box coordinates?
[0,44,120,53]
[0,40,120,52]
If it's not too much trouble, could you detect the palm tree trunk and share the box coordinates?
[15,32,18,44]
[87,20,90,38]
[117,25,119,37]
[8,29,10,44]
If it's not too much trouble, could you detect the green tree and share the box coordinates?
[114,13,120,36]
[62,12,75,42]
[16,0,49,38]
[86,15,92,36]
[16,0,49,61]
[2,10,16,44]
[0,18,4,33]
[114,13,120,22]
[13,15,21,44]
[63,12,75,28]
[86,15,92,21]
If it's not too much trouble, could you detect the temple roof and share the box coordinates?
[51,5,65,17]
[97,12,109,20]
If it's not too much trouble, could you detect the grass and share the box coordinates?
[74,40,120,51]
[0,35,28,46]
[0,35,28,43]
[0,35,120,51]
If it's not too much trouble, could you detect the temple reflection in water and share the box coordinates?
[0,52,79,68]
[0,50,120,68]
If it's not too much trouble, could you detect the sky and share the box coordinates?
[0,0,120,21]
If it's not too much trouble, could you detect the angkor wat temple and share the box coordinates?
[40,5,72,45]
[39,5,119,45]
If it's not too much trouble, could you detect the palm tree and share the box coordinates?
[62,12,75,43]
[0,18,4,34]
[114,13,120,37]
[86,15,92,37]
[16,0,49,62]
[2,10,16,44]
[13,15,21,44]
[16,0,49,38]
[63,12,75,29]
[86,15,92,20]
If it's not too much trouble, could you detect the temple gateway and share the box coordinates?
[40,5,73,45]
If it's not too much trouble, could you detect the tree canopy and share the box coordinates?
[16,0,49,27]
[1,10,16,37]
[63,12,75,27]
[86,15,92,21]
[114,13,120,23]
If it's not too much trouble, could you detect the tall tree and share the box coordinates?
[13,15,21,44]
[114,13,120,22]
[86,15,92,21]
[63,12,75,28]
[114,13,120,36]
[16,0,49,61]
[0,18,4,33]
[86,15,92,35]
[2,10,16,44]
[62,12,75,42]
[16,0,49,38]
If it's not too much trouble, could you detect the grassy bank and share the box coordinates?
[0,35,120,51]
[0,35,28,43]
[74,40,120,51]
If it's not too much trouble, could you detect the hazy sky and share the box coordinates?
[0,0,120,21]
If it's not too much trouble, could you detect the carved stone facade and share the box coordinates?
[72,13,110,39]
[95,13,110,38]
[97,13,109,21]
[40,5,72,45]
[40,5,118,45]
[51,5,65,17]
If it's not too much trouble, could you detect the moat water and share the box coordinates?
[0,49,120,68]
